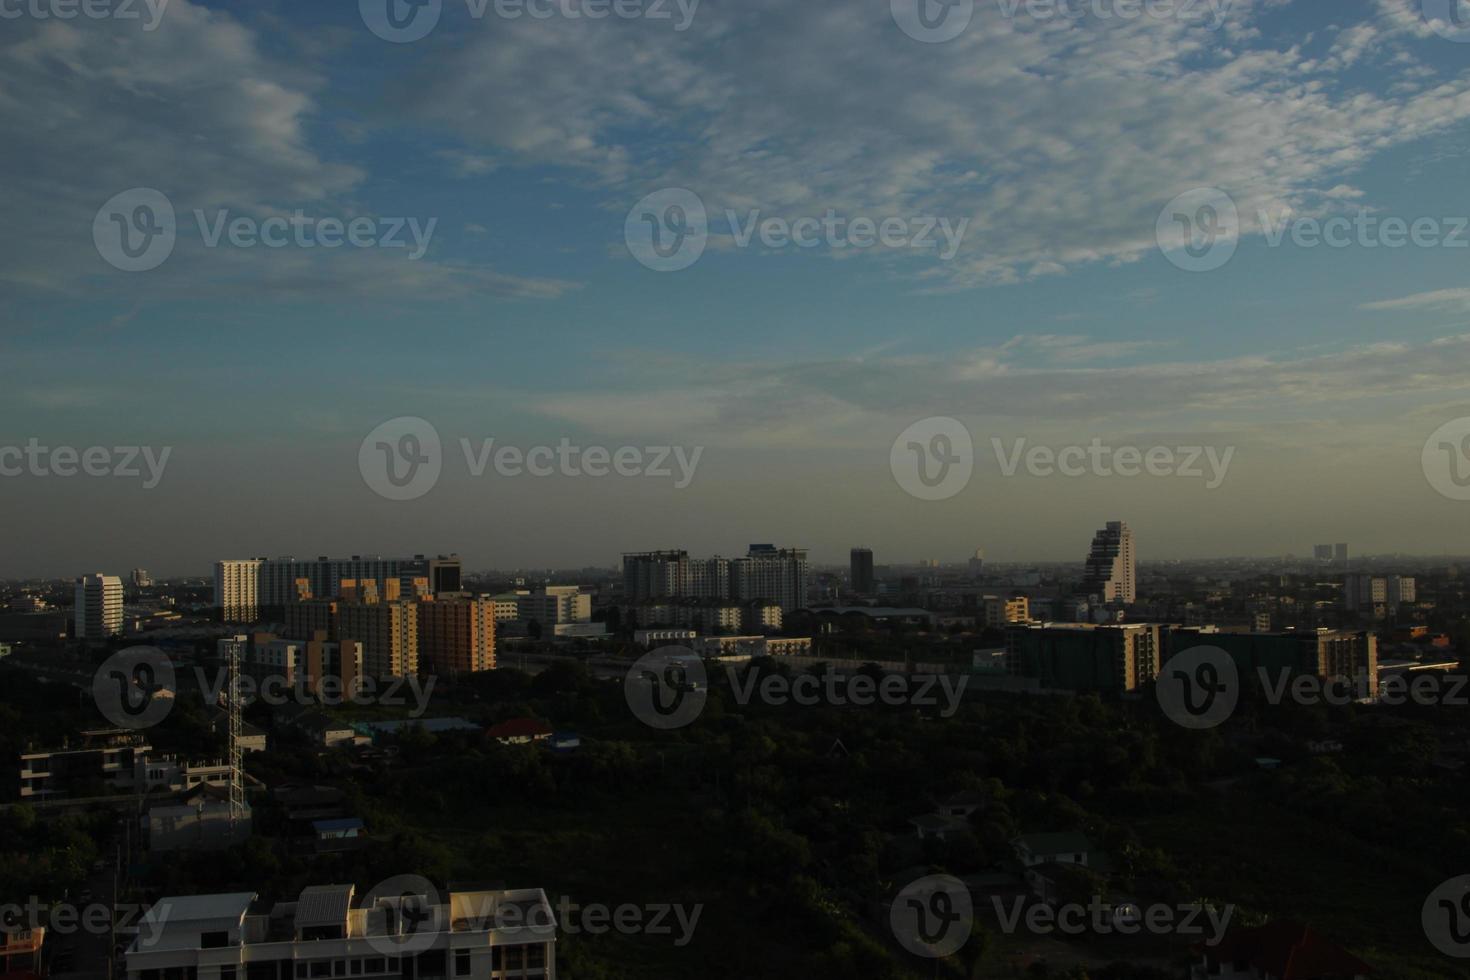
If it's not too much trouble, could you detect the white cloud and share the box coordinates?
[400,0,1470,287]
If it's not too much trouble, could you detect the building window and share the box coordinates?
[350,962,362,976]
[310,963,331,979]
[221,967,237,980]
[453,950,470,977]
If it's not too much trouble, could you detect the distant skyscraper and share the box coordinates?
[74,574,123,639]
[131,568,152,587]
[1313,544,1334,563]
[850,548,875,594]
[623,544,809,611]
[214,554,462,622]
[968,548,985,578]
[1334,543,1349,564]
[1080,521,1135,605]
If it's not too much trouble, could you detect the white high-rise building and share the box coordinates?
[74,574,123,639]
[214,559,263,623]
[1079,522,1135,606]
[516,586,592,626]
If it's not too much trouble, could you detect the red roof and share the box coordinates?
[1206,921,1372,978]
[486,718,553,739]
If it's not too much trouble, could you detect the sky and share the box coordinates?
[4,0,1470,577]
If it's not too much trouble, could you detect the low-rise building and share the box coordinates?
[124,882,557,980]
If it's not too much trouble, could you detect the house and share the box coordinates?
[207,709,269,753]
[486,719,554,745]
[1194,921,1372,979]
[147,783,252,852]
[909,792,983,841]
[909,813,970,842]
[548,732,581,752]
[309,817,366,853]
[1012,832,1094,869]
[273,704,357,748]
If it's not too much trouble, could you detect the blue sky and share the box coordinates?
[4,0,1470,577]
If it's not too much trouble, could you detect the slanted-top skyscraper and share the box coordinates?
[1080,521,1135,605]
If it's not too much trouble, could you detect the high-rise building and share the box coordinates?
[74,573,123,639]
[417,596,496,674]
[624,544,809,611]
[1334,543,1348,564]
[335,600,418,679]
[1005,622,1162,693]
[214,559,263,623]
[850,548,875,594]
[733,545,809,611]
[1313,544,1334,563]
[214,554,462,622]
[1169,628,1378,698]
[968,548,985,578]
[131,568,152,587]
[1344,574,1415,618]
[982,595,1030,628]
[1079,521,1135,605]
